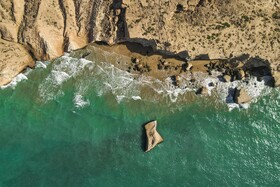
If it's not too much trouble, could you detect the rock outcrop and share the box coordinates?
[0,0,280,85]
[0,0,115,85]
[144,121,163,152]
[0,39,34,85]
[234,88,252,104]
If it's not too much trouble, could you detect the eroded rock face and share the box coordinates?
[145,121,163,152]
[0,0,117,85]
[0,39,34,86]
[0,0,280,86]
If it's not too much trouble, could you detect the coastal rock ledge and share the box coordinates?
[1,0,280,86]
[145,121,163,152]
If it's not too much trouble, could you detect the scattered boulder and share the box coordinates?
[163,61,170,66]
[131,57,140,64]
[115,9,121,16]
[157,63,163,70]
[181,63,188,72]
[144,121,163,152]
[187,63,193,71]
[224,75,231,82]
[208,82,215,87]
[239,69,246,80]
[196,87,208,95]
[170,75,178,87]
[234,88,251,104]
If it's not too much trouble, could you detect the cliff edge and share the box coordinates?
[0,0,279,86]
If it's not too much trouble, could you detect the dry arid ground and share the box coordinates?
[0,0,280,85]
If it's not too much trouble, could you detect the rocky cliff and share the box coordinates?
[0,0,280,85]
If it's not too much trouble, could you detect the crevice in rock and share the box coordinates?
[58,0,67,37]
[10,1,16,23]
[88,0,103,42]
[17,0,41,43]
[73,0,82,35]
[109,0,130,42]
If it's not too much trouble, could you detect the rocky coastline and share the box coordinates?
[66,41,276,106]
[0,0,279,90]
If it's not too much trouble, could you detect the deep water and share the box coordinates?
[0,55,279,187]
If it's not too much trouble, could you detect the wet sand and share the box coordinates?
[90,42,213,81]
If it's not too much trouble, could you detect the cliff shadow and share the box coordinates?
[194,54,210,60]
[223,54,275,87]
[121,40,189,62]
[243,56,275,87]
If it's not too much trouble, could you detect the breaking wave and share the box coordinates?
[0,61,50,90]
[32,55,273,109]
[0,73,28,90]
[73,94,90,108]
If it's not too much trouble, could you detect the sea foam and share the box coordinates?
[38,56,94,102]
[1,73,28,90]
[34,54,271,109]
[73,94,90,108]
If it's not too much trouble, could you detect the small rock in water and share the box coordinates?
[144,121,163,152]
[208,82,214,87]
[224,75,231,82]
[234,88,251,104]
[196,87,208,96]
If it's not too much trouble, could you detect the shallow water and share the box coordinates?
[0,54,279,187]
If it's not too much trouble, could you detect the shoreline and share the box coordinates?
[2,41,277,108]
[1,0,280,88]
[70,42,276,106]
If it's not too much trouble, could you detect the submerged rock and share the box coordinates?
[145,121,163,152]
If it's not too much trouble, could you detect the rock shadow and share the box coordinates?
[243,56,275,87]
[224,54,275,87]
[140,123,147,152]
[121,41,189,61]
[194,54,210,60]
[110,0,130,40]
[226,87,237,104]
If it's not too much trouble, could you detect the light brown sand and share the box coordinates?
[91,42,213,81]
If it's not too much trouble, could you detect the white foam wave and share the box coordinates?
[35,54,273,108]
[214,76,267,110]
[52,70,70,85]
[132,96,141,100]
[73,94,90,108]
[1,60,52,90]
[35,61,48,69]
[1,73,28,90]
[116,95,126,103]
[38,56,94,102]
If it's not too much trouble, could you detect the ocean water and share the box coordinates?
[0,54,279,187]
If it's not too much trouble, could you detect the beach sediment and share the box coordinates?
[67,42,275,106]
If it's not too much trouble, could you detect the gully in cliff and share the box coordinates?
[144,120,164,152]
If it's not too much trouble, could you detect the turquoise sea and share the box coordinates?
[0,52,279,187]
